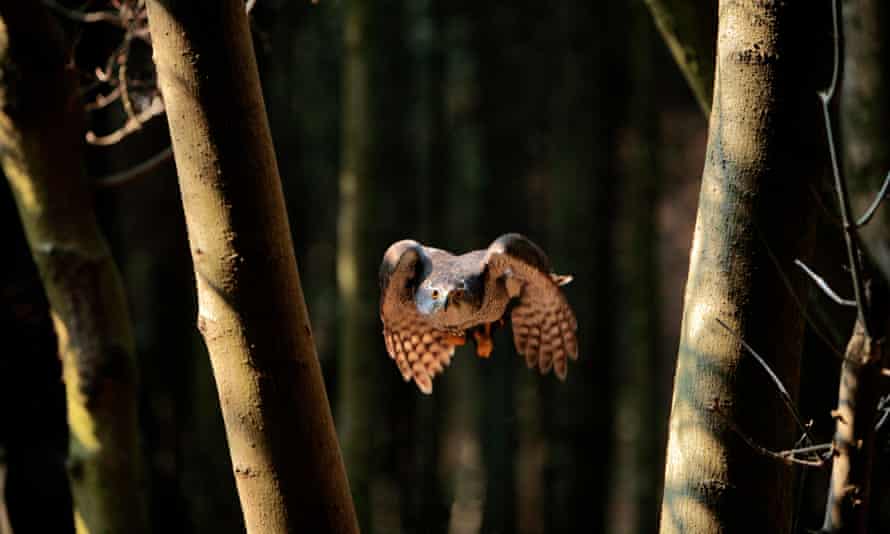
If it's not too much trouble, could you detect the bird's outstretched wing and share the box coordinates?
[483,233,579,379]
[379,240,462,394]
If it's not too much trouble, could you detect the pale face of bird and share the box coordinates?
[414,274,482,324]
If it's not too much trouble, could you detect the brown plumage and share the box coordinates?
[379,233,578,394]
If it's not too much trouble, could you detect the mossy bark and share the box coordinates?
[144,1,358,532]
[659,2,826,533]
[643,0,716,114]
[0,5,148,533]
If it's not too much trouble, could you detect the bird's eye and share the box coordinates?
[431,289,440,300]
[452,289,464,300]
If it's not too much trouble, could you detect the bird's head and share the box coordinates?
[415,272,482,319]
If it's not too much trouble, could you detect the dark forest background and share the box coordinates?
[1,1,888,533]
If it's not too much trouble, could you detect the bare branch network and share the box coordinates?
[42,0,259,187]
[711,3,890,533]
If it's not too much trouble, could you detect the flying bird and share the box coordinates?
[379,233,578,394]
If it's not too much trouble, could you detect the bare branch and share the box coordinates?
[794,259,857,307]
[715,318,815,446]
[84,87,121,111]
[94,147,173,188]
[43,0,123,25]
[855,170,890,228]
[708,401,827,467]
[757,223,846,357]
[86,96,164,146]
[820,0,871,336]
[117,37,138,123]
[876,395,890,431]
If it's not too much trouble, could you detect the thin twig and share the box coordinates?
[810,183,843,227]
[94,147,174,188]
[757,223,846,357]
[86,96,164,146]
[855,170,890,228]
[876,395,890,431]
[709,402,827,467]
[85,87,122,111]
[118,37,137,123]
[715,317,815,446]
[43,0,123,24]
[794,259,857,307]
[820,0,871,336]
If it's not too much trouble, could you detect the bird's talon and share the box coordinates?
[443,333,466,346]
[474,326,494,358]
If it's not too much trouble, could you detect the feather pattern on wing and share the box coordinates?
[483,234,579,380]
[379,234,578,393]
[379,240,461,393]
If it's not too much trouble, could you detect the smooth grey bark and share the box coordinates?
[145,1,359,532]
[659,2,827,533]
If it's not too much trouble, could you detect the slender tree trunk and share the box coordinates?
[840,2,890,530]
[659,3,826,533]
[439,4,487,531]
[0,182,73,534]
[0,465,9,534]
[543,3,623,533]
[0,5,149,533]
[614,5,663,532]
[144,1,358,532]
[821,304,887,533]
[398,0,450,531]
[643,0,716,114]
[337,0,378,529]
[842,0,890,281]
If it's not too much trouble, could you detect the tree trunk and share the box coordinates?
[842,0,890,281]
[659,3,826,533]
[840,2,890,530]
[0,4,149,533]
[821,309,886,533]
[643,0,716,114]
[397,0,450,531]
[614,5,664,532]
[0,181,73,534]
[541,3,624,533]
[337,0,378,529]
[144,1,358,532]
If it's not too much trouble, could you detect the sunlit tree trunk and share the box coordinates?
[0,5,149,533]
[659,2,826,533]
[145,1,358,532]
